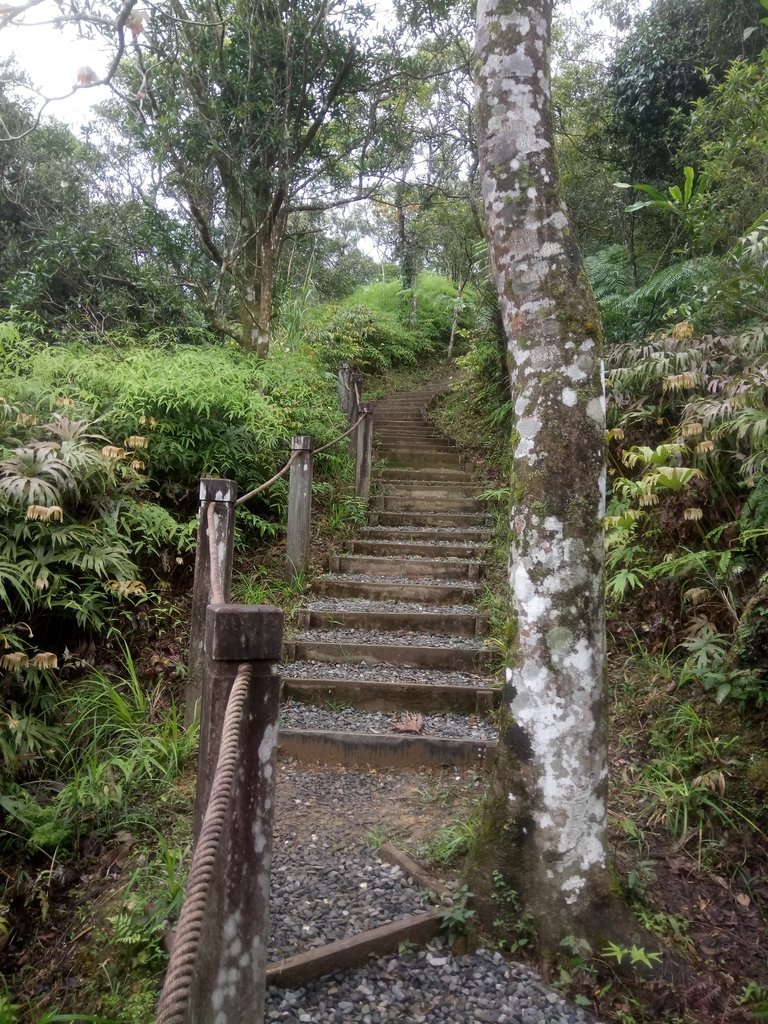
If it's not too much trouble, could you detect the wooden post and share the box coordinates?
[355,403,375,505]
[189,603,283,1024]
[184,478,238,727]
[286,435,313,579]
[338,362,354,415]
[348,368,363,454]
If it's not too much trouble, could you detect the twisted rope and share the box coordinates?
[206,501,226,605]
[155,663,252,1024]
[235,449,300,507]
[313,411,366,455]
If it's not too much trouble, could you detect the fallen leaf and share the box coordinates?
[392,712,424,734]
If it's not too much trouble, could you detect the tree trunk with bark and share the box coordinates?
[235,213,283,359]
[468,0,625,953]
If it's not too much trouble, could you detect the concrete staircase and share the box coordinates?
[280,385,499,768]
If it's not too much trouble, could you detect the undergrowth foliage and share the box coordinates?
[605,321,768,706]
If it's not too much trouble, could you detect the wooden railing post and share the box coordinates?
[348,368,363,454]
[286,435,313,579]
[189,604,283,1024]
[338,361,354,415]
[184,478,238,727]
[355,402,375,505]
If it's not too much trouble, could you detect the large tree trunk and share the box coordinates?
[238,229,274,359]
[468,0,621,953]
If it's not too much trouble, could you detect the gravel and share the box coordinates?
[354,539,486,549]
[280,702,497,740]
[341,554,480,564]
[320,573,478,588]
[265,942,597,1023]
[290,628,486,650]
[269,842,431,960]
[282,660,495,688]
[363,526,485,535]
[305,599,480,615]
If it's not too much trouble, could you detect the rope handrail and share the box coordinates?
[235,449,300,507]
[233,407,368,510]
[313,410,366,455]
[156,663,252,1024]
[206,501,226,605]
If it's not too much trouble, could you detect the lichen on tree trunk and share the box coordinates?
[237,230,276,360]
[468,0,621,952]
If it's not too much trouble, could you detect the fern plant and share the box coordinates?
[604,321,768,687]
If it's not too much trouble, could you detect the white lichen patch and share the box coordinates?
[586,397,604,424]
[561,387,577,407]
[259,723,277,765]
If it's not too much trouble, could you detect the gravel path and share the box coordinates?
[339,554,481,565]
[265,943,597,1023]
[280,702,497,740]
[267,392,597,1024]
[290,628,487,650]
[319,573,478,588]
[269,844,431,960]
[282,660,496,688]
[353,539,485,549]
[363,526,486,535]
[305,599,481,615]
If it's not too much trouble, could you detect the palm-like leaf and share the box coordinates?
[0,447,76,507]
[41,415,106,444]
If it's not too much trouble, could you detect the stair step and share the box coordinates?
[329,554,481,580]
[317,578,479,603]
[283,639,496,673]
[371,511,488,528]
[374,495,484,513]
[377,451,463,468]
[375,431,446,442]
[376,484,480,499]
[378,468,475,482]
[350,539,486,559]
[278,730,496,769]
[296,608,488,637]
[361,527,491,542]
[281,677,499,714]
[376,440,457,451]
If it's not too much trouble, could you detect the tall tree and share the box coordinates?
[469,0,623,951]
[611,0,766,181]
[105,0,405,356]
[3,0,411,356]
[0,68,203,334]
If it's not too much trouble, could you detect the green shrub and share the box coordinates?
[310,273,466,374]
[5,330,349,514]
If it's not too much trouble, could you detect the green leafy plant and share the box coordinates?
[601,942,662,970]
[436,885,476,942]
[489,870,534,954]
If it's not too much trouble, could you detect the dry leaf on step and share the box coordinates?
[392,712,424,734]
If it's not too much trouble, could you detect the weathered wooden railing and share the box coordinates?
[185,368,372,722]
[161,368,372,1024]
[157,485,283,1024]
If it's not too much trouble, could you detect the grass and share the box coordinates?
[363,824,406,850]
[421,819,478,865]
